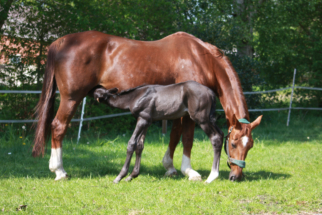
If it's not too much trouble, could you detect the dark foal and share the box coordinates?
[93,81,224,183]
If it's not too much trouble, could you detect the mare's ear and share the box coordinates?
[233,115,242,130]
[107,88,119,94]
[250,115,263,130]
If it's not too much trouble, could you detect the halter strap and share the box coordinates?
[238,118,250,124]
[224,126,246,169]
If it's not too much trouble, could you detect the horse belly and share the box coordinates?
[153,96,188,121]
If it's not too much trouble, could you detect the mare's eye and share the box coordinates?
[231,143,237,148]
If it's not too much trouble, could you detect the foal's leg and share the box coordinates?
[199,122,224,183]
[113,117,150,183]
[49,97,81,180]
[180,116,202,181]
[124,128,148,182]
[162,118,182,176]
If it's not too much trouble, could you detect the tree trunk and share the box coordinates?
[234,0,254,58]
[0,0,14,31]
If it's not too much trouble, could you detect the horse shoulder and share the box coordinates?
[130,87,156,116]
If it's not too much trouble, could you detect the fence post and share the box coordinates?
[287,69,296,126]
[77,97,87,144]
[162,120,167,134]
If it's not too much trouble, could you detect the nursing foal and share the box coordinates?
[93,81,224,184]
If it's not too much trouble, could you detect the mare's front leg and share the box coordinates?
[180,116,202,181]
[49,98,81,180]
[162,118,182,176]
[200,123,224,183]
[113,117,150,183]
[124,128,148,182]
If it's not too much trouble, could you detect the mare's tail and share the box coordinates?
[32,44,57,157]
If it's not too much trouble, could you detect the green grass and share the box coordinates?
[1,112,322,214]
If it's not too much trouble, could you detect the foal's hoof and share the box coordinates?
[113,177,121,184]
[124,176,133,182]
[164,168,177,177]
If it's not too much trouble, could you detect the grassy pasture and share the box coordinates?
[0,112,322,214]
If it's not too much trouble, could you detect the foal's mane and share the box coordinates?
[116,84,147,95]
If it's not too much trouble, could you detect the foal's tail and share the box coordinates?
[32,44,57,157]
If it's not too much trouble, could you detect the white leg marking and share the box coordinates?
[205,169,219,183]
[162,147,177,176]
[181,155,202,181]
[49,148,68,181]
[242,136,249,147]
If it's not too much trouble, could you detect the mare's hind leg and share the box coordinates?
[113,117,150,183]
[199,122,224,183]
[124,128,148,182]
[180,116,202,181]
[162,118,182,176]
[49,97,82,180]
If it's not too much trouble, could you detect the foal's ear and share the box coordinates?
[250,115,263,130]
[107,88,119,94]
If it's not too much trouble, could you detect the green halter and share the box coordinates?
[238,118,250,124]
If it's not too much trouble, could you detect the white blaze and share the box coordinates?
[242,136,249,147]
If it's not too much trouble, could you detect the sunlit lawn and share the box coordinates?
[0,112,321,214]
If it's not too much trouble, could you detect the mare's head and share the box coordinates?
[225,115,263,181]
[93,87,118,104]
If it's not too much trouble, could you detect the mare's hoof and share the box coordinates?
[189,175,202,181]
[55,174,68,181]
[164,168,177,177]
[124,176,133,182]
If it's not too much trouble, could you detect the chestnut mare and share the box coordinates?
[32,31,262,182]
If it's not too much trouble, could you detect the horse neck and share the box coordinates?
[108,94,132,110]
[214,57,250,127]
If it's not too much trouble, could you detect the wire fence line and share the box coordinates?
[1,86,321,95]
[1,86,321,124]
[1,68,322,142]
[2,107,322,124]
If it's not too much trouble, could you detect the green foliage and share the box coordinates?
[254,1,322,105]
[1,0,321,131]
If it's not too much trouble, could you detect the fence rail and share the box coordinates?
[1,69,321,142]
[1,86,321,95]
[2,106,322,124]
[1,87,321,124]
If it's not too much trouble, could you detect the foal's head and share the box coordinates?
[93,87,118,104]
[225,115,263,181]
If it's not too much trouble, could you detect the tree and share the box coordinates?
[0,0,14,32]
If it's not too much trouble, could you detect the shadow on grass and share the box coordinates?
[197,169,291,182]
[0,144,178,180]
[0,143,291,183]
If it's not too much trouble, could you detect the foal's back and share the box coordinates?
[136,81,216,123]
